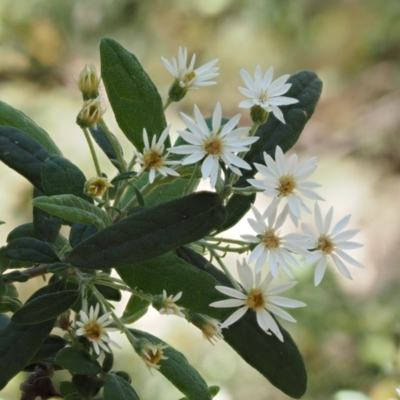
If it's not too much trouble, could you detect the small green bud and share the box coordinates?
[114,370,132,384]
[84,176,113,197]
[78,63,101,100]
[167,79,189,102]
[250,105,269,125]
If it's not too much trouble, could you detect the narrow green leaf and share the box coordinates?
[95,283,122,302]
[0,126,50,192]
[65,191,227,270]
[131,329,211,400]
[4,237,60,264]
[12,290,79,325]
[32,194,112,230]
[121,295,149,324]
[0,280,64,390]
[103,373,140,400]
[0,100,62,155]
[55,347,102,375]
[218,70,323,233]
[176,247,307,399]
[100,37,167,152]
[41,155,93,202]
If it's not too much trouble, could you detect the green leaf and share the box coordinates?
[103,373,140,400]
[0,126,50,192]
[0,280,64,390]
[117,253,223,316]
[0,100,62,155]
[218,70,323,233]
[4,237,60,264]
[100,37,167,152]
[176,247,307,399]
[131,329,211,400]
[65,191,227,270]
[12,290,79,325]
[95,283,122,302]
[41,155,93,202]
[55,347,102,375]
[27,334,67,366]
[32,194,112,230]
[121,295,149,324]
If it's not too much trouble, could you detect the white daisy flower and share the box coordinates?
[168,102,258,188]
[209,259,305,341]
[241,203,311,278]
[302,203,364,286]
[248,145,323,225]
[157,290,185,318]
[239,65,299,124]
[135,125,180,184]
[161,46,219,91]
[75,303,120,355]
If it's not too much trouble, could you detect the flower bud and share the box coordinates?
[78,63,101,100]
[76,97,105,129]
[250,104,269,125]
[167,79,189,102]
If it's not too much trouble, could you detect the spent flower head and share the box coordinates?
[135,126,180,184]
[248,146,323,225]
[76,97,106,129]
[152,290,185,318]
[75,303,119,355]
[161,47,219,101]
[135,340,168,374]
[210,260,305,341]
[239,65,298,124]
[302,203,364,286]
[77,63,101,100]
[84,176,113,197]
[242,203,311,278]
[168,102,258,188]
[187,312,223,345]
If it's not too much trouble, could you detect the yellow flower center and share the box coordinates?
[261,229,281,249]
[317,235,335,254]
[278,175,296,197]
[145,348,164,365]
[246,289,267,311]
[144,150,164,169]
[183,71,196,85]
[84,321,103,341]
[204,136,223,156]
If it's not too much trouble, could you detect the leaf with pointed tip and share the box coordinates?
[100,37,168,152]
[103,374,140,400]
[4,237,60,264]
[55,347,102,375]
[0,100,62,155]
[121,295,149,324]
[41,155,93,202]
[26,335,67,366]
[65,191,227,270]
[0,126,50,191]
[12,290,79,325]
[218,70,323,233]
[131,329,211,400]
[32,194,112,230]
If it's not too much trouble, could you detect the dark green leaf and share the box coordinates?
[0,314,10,331]
[111,171,137,184]
[65,191,227,270]
[6,223,36,242]
[103,373,140,400]
[60,381,80,398]
[41,155,93,202]
[0,126,50,192]
[12,290,79,325]
[0,280,64,390]
[69,223,98,247]
[121,295,149,324]
[118,253,223,316]
[27,335,67,365]
[0,100,62,155]
[89,125,123,172]
[179,386,219,400]
[218,70,323,233]
[4,237,60,264]
[0,297,22,313]
[95,283,122,302]
[176,247,307,399]
[32,194,112,230]
[131,329,211,400]
[100,38,167,152]
[55,347,102,375]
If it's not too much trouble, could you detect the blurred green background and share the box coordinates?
[1,1,400,399]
